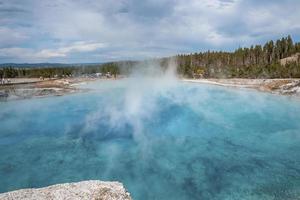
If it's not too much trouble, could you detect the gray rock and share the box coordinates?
[0,180,132,200]
[279,80,300,95]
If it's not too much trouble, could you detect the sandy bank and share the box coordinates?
[0,180,132,200]
[183,78,300,97]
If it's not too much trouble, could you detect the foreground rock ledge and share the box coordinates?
[0,180,132,200]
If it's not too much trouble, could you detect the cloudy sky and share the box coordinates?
[0,0,300,63]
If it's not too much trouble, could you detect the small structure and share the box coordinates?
[106,72,112,78]
[96,72,102,77]
[0,78,11,84]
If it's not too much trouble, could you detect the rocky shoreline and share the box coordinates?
[183,78,300,97]
[0,78,91,101]
[1,78,300,101]
[0,180,132,200]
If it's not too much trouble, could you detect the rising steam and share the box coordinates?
[81,58,179,144]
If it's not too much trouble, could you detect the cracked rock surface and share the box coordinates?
[0,180,132,200]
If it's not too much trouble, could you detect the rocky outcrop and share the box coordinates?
[278,80,300,95]
[0,180,132,200]
[280,53,300,66]
[261,79,300,96]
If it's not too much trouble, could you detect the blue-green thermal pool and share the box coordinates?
[0,79,300,199]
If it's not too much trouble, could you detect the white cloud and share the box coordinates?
[0,27,29,47]
[0,41,107,61]
[0,0,300,62]
[0,47,33,58]
[37,42,107,58]
[244,4,300,36]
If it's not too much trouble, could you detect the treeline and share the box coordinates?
[0,62,120,78]
[176,35,300,78]
[1,36,300,79]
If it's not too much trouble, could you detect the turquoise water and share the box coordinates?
[1,79,300,199]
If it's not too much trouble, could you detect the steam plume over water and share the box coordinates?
[0,62,300,199]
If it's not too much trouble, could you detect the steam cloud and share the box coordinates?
[81,59,178,144]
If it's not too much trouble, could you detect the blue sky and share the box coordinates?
[0,0,300,63]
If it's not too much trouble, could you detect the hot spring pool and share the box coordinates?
[0,79,300,199]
